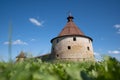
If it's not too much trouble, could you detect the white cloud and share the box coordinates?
[29,18,43,26]
[117,29,120,34]
[4,42,9,45]
[13,40,28,45]
[94,52,103,61]
[114,24,120,28]
[3,39,28,45]
[108,50,120,54]
[31,39,36,41]
[114,24,120,34]
[94,52,100,56]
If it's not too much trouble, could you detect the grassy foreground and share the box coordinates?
[0,57,120,80]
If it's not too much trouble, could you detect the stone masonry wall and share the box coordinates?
[51,36,94,61]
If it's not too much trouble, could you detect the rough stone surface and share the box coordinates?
[51,36,94,61]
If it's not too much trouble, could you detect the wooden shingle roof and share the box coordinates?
[58,15,84,37]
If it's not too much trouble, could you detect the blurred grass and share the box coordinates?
[0,56,120,80]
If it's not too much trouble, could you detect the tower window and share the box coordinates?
[87,47,90,51]
[68,46,71,50]
[57,39,59,43]
[73,37,76,41]
[56,54,59,57]
[52,47,54,51]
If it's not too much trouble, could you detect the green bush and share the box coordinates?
[0,56,120,80]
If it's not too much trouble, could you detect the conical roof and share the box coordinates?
[58,15,84,37]
[51,15,93,43]
[16,51,26,58]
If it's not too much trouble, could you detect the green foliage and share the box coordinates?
[86,56,120,80]
[0,57,120,80]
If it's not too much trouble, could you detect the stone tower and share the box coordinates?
[16,51,26,62]
[50,15,94,61]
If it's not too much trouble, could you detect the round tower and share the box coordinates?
[50,15,94,61]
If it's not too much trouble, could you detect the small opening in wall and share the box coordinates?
[57,39,59,43]
[52,47,54,51]
[73,37,76,41]
[56,54,59,57]
[68,46,71,50]
[87,47,90,51]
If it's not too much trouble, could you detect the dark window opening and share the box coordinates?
[68,46,71,50]
[87,47,90,51]
[52,47,54,51]
[73,37,76,41]
[56,54,59,57]
[57,39,59,43]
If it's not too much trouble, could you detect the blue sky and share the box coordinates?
[0,0,120,61]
